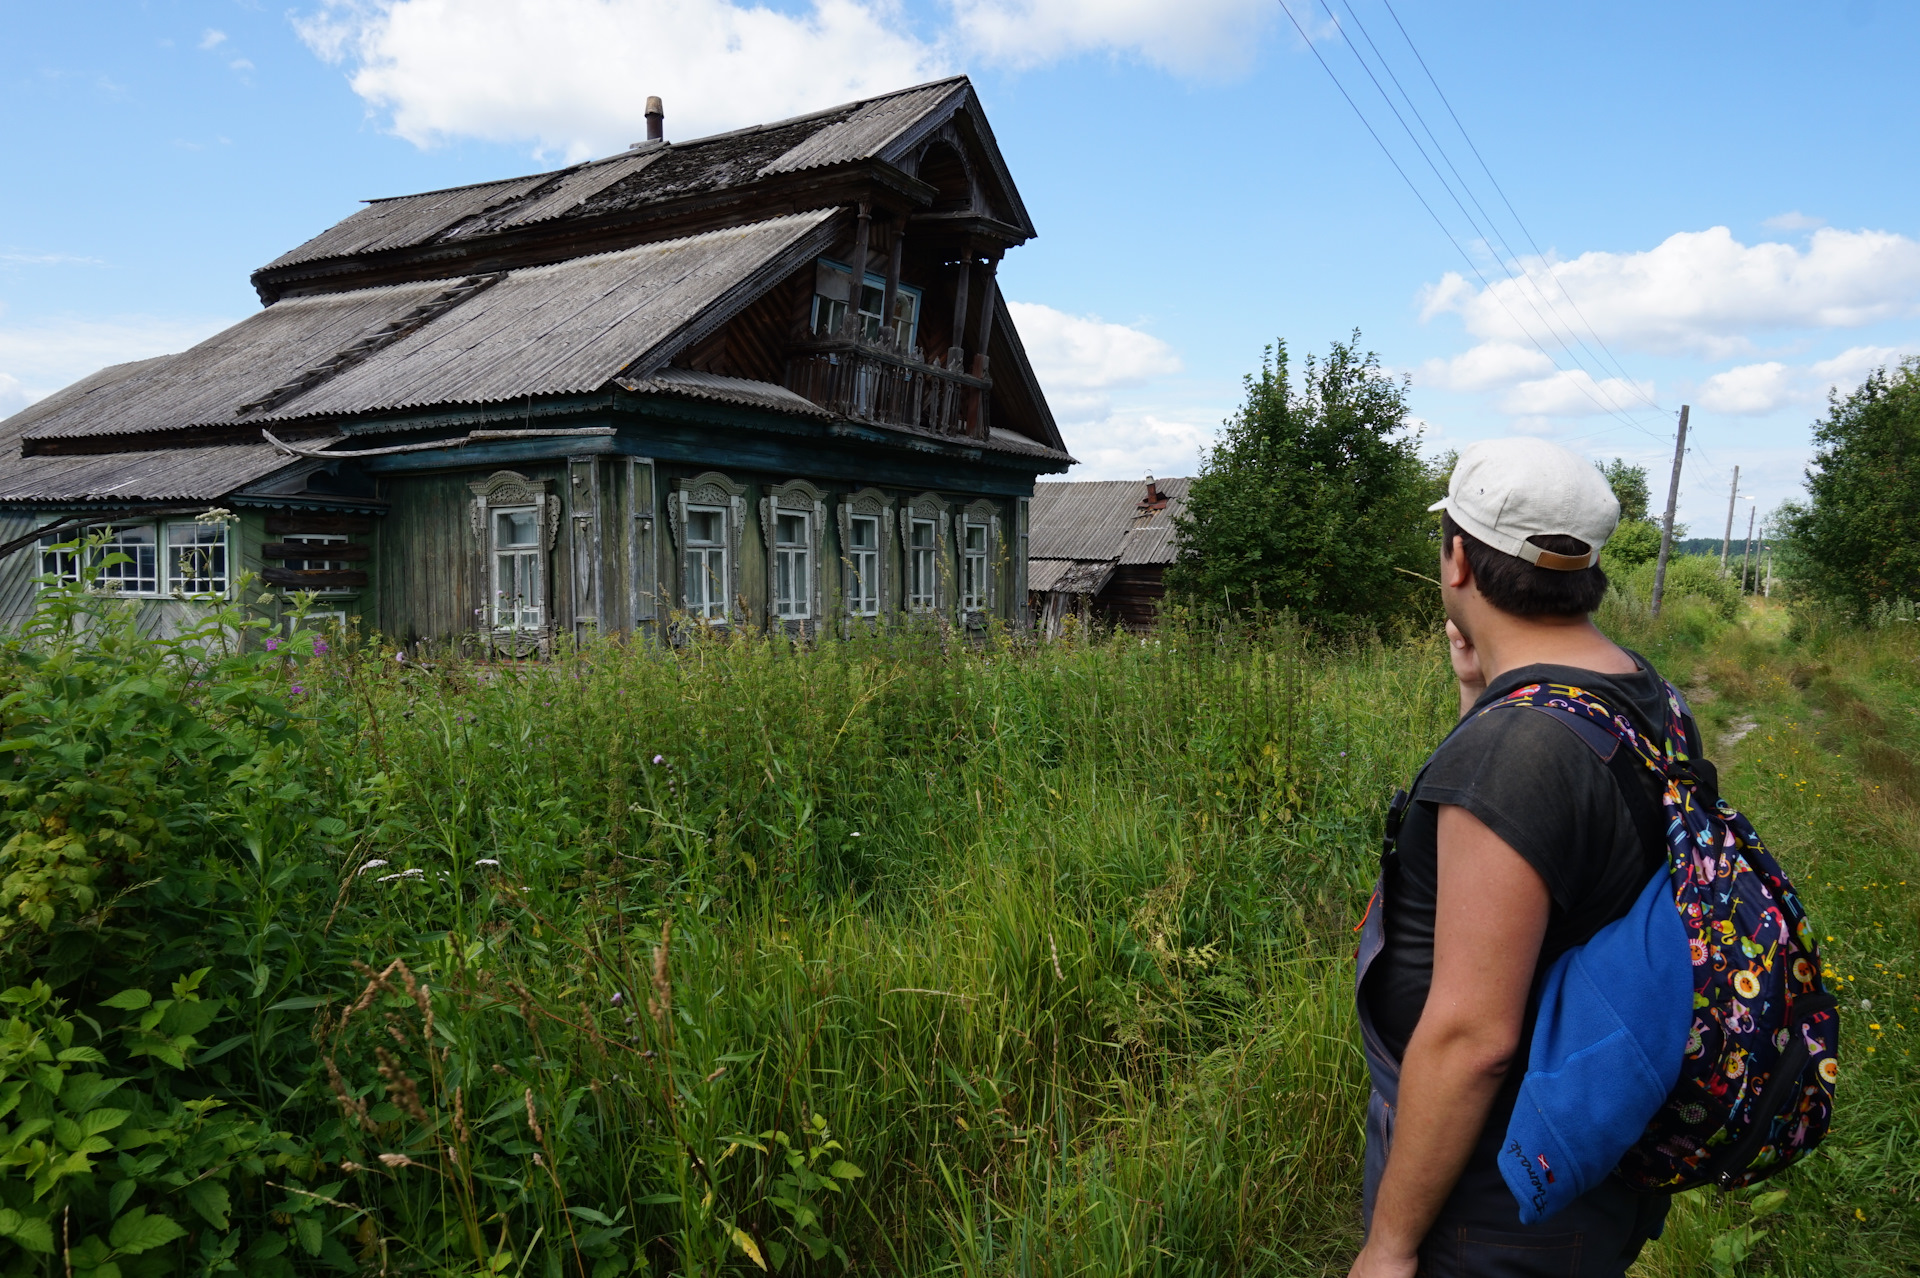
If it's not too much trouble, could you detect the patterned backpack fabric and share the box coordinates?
[1483,680,1839,1193]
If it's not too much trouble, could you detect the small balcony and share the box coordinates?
[785,337,990,439]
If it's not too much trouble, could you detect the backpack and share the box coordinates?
[1482,679,1839,1219]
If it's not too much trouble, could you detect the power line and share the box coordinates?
[1332,0,1666,419]
[1273,0,1667,438]
[1376,0,1661,409]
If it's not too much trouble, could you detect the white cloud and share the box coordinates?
[951,0,1272,75]
[1414,341,1552,392]
[0,252,106,267]
[1808,343,1917,385]
[1006,301,1181,392]
[296,0,950,159]
[200,28,228,49]
[1694,361,1793,416]
[0,313,230,413]
[1421,226,1920,358]
[1500,369,1658,418]
[230,59,256,72]
[1763,211,1825,232]
[1057,409,1209,479]
[295,0,1270,159]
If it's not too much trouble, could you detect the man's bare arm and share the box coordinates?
[1348,804,1550,1277]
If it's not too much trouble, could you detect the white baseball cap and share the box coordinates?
[1427,438,1619,571]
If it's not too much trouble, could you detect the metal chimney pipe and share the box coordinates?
[645,96,664,142]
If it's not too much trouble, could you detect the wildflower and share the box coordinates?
[290,684,305,696]
[1861,998,1873,1011]
[395,651,407,664]
[357,859,390,876]
[474,858,500,867]
[264,637,281,651]
[610,992,623,1006]
[313,637,329,655]
[653,755,665,765]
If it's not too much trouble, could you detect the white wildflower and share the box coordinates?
[356,860,390,876]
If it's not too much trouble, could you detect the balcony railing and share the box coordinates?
[785,338,990,439]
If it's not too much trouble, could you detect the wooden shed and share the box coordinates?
[1027,476,1189,632]
[0,77,1072,647]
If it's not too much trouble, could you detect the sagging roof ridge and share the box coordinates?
[346,77,971,210]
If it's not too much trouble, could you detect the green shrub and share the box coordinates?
[1617,553,1743,621]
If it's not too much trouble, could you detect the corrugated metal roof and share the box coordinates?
[0,444,298,503]
[759,80,962,176]
[260,78,981,276]
[1028,477,1190,562]
[1027,558,1116,595]
[1118,524,1178,566]
[19,211,838,443]
[265,173,556,270]
[620,368,832,418]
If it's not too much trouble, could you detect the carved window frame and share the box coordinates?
[958,498,1001,620]
[761,479,827,625]
[836,487,893,619]
[900,492,950,614]
[668,471,746,624]
[469,470,560,652]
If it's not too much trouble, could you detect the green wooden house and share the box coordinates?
[0,77,1071,648]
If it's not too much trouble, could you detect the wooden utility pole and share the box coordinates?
[1720,465,1740,573]
[1650,404,1689,618]
[1740,505,1757,594]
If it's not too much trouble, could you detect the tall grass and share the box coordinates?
[1,584,1912,1276]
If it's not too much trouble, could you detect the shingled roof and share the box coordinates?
[1027,477,1191,593]
[19,212,840,446]
[256,77,1028,296]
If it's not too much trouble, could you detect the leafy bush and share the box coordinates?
[1618,553,1743,621]
[1168,333,1441,633]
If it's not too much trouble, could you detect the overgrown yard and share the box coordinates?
[0,582,1911,1276]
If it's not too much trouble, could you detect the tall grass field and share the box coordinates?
[0,574,1911,1277]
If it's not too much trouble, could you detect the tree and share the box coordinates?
[1596,458,1664,572]
[1167,333,1437,632]
[1779,357,1920,613]
[1599,458,1651,523]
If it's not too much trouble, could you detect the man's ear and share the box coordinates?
[1441,535,1473,590]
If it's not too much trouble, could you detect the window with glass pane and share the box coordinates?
[772,512,810,620]
[38,529,83,583]
[98,525,158,593]
[167,522,228,594]
[809,261,920,347]
[492,508,543,629]
[682,507,728,621]
[908,519,937,612]
[847,515,880,616]
[962,522,989,612]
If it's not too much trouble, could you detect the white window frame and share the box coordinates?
[810,258,922,348]
[901,494,949,615]
[681,505,729,622]
[959,499,1002,621]
[37,518,233,599]
[670,472,745,625]
[761,479,826,627]
[469,470,559,651]
[165,520,230,596]
[490,506,545,631]
[836,488,892,621]
[961,521,989,613]
[847,516,881,616]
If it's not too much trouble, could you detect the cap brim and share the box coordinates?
[1426,498,1448,513]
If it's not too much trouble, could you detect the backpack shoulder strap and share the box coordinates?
[1478,683,1672,875]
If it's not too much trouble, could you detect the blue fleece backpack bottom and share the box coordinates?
[1501,866,1694,1224]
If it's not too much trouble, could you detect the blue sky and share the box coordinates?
[6,0,1919,534]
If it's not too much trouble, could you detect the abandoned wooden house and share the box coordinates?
[0,77,1071,647]
[1027,475,1188,632]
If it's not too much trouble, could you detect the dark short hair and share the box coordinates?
[1441,511,1609,617]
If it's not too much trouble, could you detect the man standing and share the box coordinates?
[1349,438,1683,1277]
